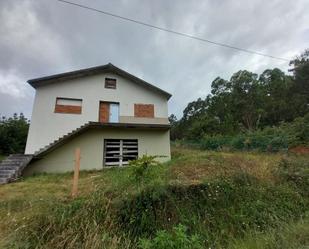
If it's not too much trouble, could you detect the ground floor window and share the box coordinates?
[104,139,138,166]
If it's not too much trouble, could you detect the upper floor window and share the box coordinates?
[105,78,117,89]
[54,97,82,114]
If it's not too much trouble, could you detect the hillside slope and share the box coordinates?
[0,147,308,248]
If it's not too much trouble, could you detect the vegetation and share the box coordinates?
[175,113,309,151]
[0,47,308,249]
[170,49,309,144]
[0,148,308,249]
[0,113,29,155]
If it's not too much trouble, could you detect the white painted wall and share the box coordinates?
[25,73,169,154]
[23,128,170,175]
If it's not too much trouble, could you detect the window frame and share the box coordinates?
[54,97,83,114]
[103,139,138,167]
[105,78,117,89]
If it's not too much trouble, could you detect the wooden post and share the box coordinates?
[72,148,81,198]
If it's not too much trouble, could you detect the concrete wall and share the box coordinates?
[23,128,170,175]
[25,72,169,154]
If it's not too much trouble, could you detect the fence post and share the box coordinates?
[72,148,81,198]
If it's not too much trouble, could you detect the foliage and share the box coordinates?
[116,176,307,248]
[181,113,309,151]
[138,224,203,249]
[170,49,309,141]
[0,113,29,155]
[1,148,308,249]
[229,218,309,249]
[289,49,309,104]
[129,155,160,185]
[276,156,309,195]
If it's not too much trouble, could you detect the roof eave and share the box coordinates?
[27,63,172,100]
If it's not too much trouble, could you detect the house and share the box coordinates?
[0,63,172,182]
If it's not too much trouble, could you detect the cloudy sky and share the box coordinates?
[1,0,308,119]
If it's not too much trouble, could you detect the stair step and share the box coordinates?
[0,154,33,185]
[0,173,13,178]
[1,161,21,166]
[33,122,92,156]
[0,166,20,170]
[0,173,16,178]
[0,168,16,172]
[0,178,8,184]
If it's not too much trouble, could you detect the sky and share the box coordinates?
[0,0,308,119]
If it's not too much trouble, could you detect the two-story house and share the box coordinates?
[17,63,171,176]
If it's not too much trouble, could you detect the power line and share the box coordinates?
[56,0,290,62]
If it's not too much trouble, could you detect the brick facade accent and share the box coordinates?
[134,104,154,118]
[54,105,82,114]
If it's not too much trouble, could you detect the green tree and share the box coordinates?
[169,49,309,141]
[0,113,29,155]
[259,68,295,125]
[289,49,309,112]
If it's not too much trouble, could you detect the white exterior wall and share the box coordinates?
[25,73,169,154]
[23,128,170,175]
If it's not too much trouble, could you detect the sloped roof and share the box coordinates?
[27,63,172,99]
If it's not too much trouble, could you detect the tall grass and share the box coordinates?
[229,218,309,249]
[1,149,308,248]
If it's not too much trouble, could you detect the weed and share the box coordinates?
[138,224,203,249]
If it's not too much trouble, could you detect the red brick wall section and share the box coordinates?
[134,104,154,118]
[54,104,82,114]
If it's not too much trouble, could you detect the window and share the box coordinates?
[54,97,82,114]
[104,139,138,166]
[134,104,154,118]
[105,78,117,89]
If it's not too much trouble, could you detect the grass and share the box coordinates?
[0,146,308,248]
[229,218,309,249]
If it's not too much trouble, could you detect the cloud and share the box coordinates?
[0,0,308,118]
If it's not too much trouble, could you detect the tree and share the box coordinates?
[182,98,208,122]
[259,68,298,125]
[168,114,178,125]
[289,49,309,111]
[0,113,29,155]
[169,49,309,141]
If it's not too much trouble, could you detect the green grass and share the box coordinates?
[229,218,309,249]
[0,147,308,248]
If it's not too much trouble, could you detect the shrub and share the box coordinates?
[129,155,160,185]
[200,135,231,150]
[138,224,203,249]
[276,157,309,195]
[181,114,309,152]
[229,135,246,150]
[117,175,307,246]
[0,113,29,155]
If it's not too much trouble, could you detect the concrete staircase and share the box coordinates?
[33,122,92,156]
[0,154,33,184]
[0,122,92,185]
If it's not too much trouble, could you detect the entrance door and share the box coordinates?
[99,102,119,123]
[109,103,119,123]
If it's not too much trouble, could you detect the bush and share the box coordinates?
[129,155,160,185]
[116,175,307,246]
[276,157,309,195]
[180,114,309,152]
[0,113,29,155]
[200,135,231,150]
[139,224,203,249]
